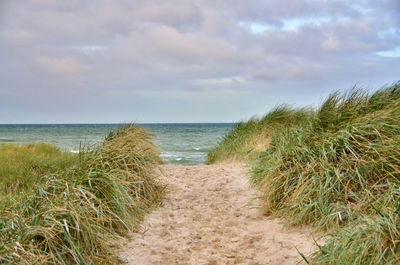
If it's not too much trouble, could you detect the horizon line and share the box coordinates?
[0,122,238,125]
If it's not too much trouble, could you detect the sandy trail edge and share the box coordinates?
[120,164,317,265]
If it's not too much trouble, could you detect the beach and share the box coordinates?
[4,84,400,264]
[120,164,316,265]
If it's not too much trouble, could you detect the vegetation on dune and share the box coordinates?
[0,125,164,264]
[208,83,400,264]
[207,106,313,164]
[0,143,77,194]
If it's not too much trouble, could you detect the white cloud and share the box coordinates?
[78,45,107,54]
[192,76,247,85]
[322,33,340,51]
[36,57,90,75]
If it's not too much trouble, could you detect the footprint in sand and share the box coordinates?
[120,164,316,265]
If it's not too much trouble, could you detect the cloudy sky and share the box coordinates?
[0,0,399,123]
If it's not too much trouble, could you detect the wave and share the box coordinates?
[0,138,15,143]
[193,147,211,152]
[168,157,195,165]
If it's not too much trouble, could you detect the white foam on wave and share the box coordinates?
[160,153,175,158]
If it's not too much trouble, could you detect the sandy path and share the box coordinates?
[120,164,316,265]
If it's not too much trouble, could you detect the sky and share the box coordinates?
[0,0,399,123]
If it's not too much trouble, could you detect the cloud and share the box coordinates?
[36,57,90,75]
[321,33,340,51]
[0,0,399,123]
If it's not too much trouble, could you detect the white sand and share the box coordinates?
[120,164,316,265]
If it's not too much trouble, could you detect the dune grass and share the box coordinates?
[208,83,400,264]
[207,106,313,164]
[0,143,78,194]
[0,124,164,264]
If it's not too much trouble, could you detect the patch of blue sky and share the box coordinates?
[240,16,332,34]
[376,46,400,58]
[378,28,399,39]
[352,4,373,16]
[282,17,331,31]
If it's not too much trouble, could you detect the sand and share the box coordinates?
[120,164,316,265]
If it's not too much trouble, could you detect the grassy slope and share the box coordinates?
[207,106,313,164]
[0,143,77,194]
[208,83,400,264]
[0,125,164,264]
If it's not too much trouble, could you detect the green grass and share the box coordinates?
[207,106,313,164]
[0,143,77,194]
[208,82,400,264]
[0,124,164,264]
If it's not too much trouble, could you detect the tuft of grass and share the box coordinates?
[312,206,400,264]
[207,106,313,164]
[0,124,164,264]
[0,143,77,194]
[208,82,400,264]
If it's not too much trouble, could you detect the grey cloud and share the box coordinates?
[0,0,399,123]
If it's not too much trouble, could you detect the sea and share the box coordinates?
[0,124,235,165]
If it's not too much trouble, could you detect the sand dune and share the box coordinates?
[120,164,316,265]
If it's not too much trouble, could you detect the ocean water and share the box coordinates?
[0,124,234,165]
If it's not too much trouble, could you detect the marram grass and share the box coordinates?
[207,105,313,164]
[0,143,77,194]
[0,124,164,264]
[208,83,400,264]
